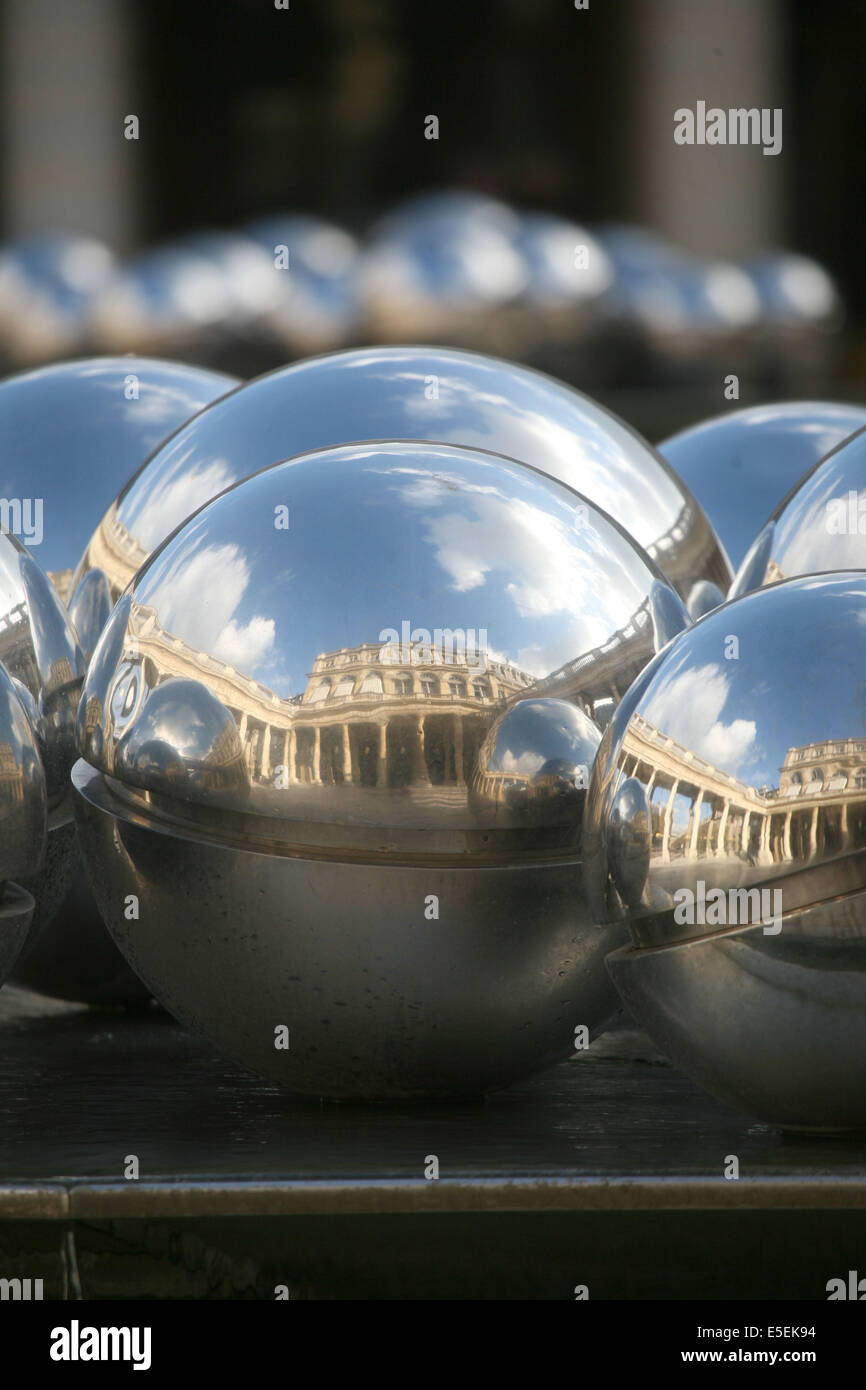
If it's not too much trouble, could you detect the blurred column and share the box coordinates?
[634,0,786,256]
[1,0,137,246]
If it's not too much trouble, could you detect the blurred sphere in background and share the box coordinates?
[245,214,362,354]
[358,190,528,348]
[0,232,116,365]
[598,225,760,383]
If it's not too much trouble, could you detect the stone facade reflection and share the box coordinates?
[617,712,866,869]
[122,607,535,797]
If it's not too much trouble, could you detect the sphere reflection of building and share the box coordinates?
[614,713,866,879]
[115,615,536,806]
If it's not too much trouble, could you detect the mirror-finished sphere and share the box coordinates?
[587,573,866,1130]
[0,533,83,946]
[730,426,866,599]
[0,355,238,1005]
[0,356,239,607]
[0,232,116,364]
[245,215,361,353]
[73,440,690,1100]
[599,226,760,348]
[71,347,731,623]
[0,659,47,984]
[660,402,866,569]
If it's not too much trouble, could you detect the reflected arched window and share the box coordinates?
[856,770,866,790]
[421,676,439,697]
[394,675,412,696]
[310,680,330,703]
[333,676,355,698]
[472,681,491,701]
[449,677,466,697]
[360,672,384,695]
[808,768,824,787]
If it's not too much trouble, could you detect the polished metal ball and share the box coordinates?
[730,425,866,599]
[742,251,842,330]
[359,194,527,342]
[514,213,613,308]
[0,232,116,364]
[598,226,759,363]
[73,439,691,1099]
[0,354,238,1004]
[71,347,731,627]
[0,355,238,618]
[660,403,866,569]
[586,573,866,1130]
[0,531,83,947]
[0,659,47,985]
[244,215,361,353]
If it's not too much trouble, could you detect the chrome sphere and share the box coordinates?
[359,194,527,342]
[0,660,47,984]
[73,439,690,1099]
[660,402,866,569]
[587,573,866,1130]
[90,248,224,352]
[71,347,731,622]
[514,213,613,308]
[0,356,238,615]
[742,251,842,331]
[0,355,238,1004]
[599,226,759,360]
[0,232,116,364]
[731,426,866,599]
[0,531,83,943]
[244,215,361,353]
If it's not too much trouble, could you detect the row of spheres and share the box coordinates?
[0,191,842,387]
[1,346,866,1128]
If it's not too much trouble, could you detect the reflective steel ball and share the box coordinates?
[587,574,866,1130]
[731,425,866,599]
[514,213,613,308]
[599,226,759,372]
[71,347,731,624]
[73,440,690,1099]
[0,355,238,617]
[0,232,116,364]
[660,402,866,569]
[359,194,527,343]
[0,531,83,947]
[244,215,361,353]
[0,659,47,985]
[0,354,238,1004]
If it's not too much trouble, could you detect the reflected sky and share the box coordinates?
[765,427,866,578]
[637,574,866,790]
[114,347,689,568]
[660,403,866,568]
[0,357,237,574]
[132,442,667,701]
